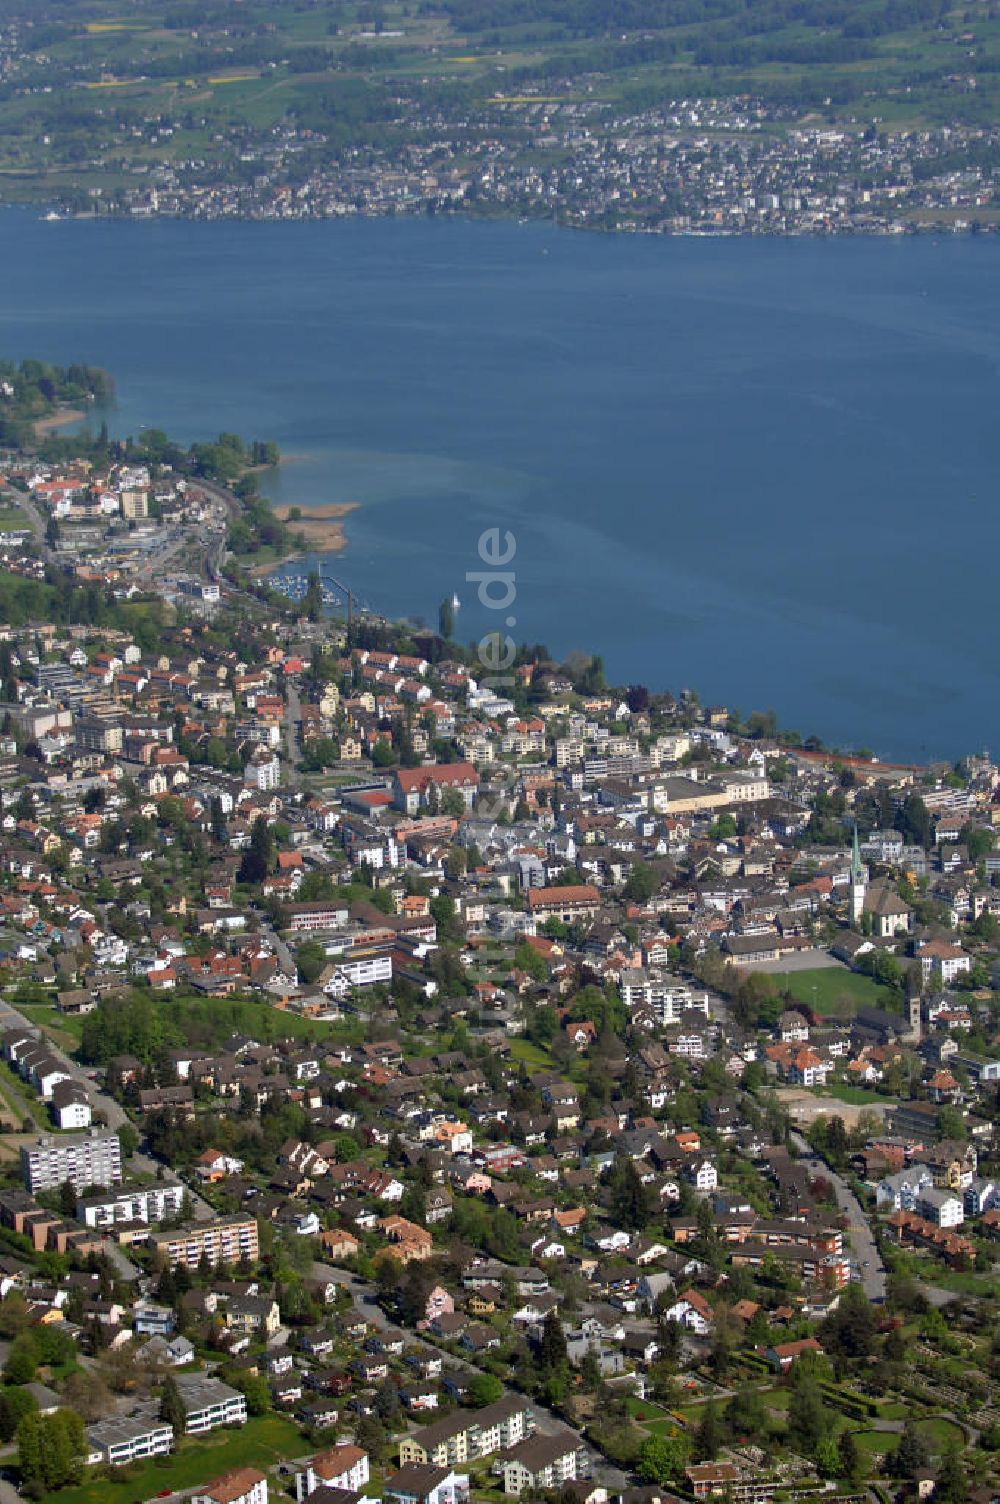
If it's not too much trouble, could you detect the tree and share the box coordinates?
[159,1374,186,1435]
[787,1371,831,1457]
[815,1435,842,1478]
[60,1371,112,1425]
[607,1152,653,1231]
[623,862,658,903]
[637,1431,690,1484]
[232,1371,270,1416]
[936,1446,968,1504]
[296,940,327,986]
[16,1409,86,1496]
[0,1387,36,1443]
[694,1402,723,1462]
[440,788,466,818]
[892,1420,929,1479]
[238,814,275,884]
[538,1309,568,1374]
[900,793,932,849]
[355,1414,386,1463]
[821,1283,876,1360]
[514,940,547,981]
[468,1372,503,1407]
[333,1132,361,1162]
[726,1387,767,1441]
[374,1377,400,1420]
[438,597,455,639]
[838,1430,862,1484]
[302,570,323,622]
[4,1332,37,1385]
[936,1104,966,1141]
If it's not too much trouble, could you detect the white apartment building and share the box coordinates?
[21,1129,122,1194]
[77,1183,186,1228]
[86,1416,173,1466]
[177,1376,248,1434]
[295,1444,370,1502]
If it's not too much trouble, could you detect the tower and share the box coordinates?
[907,993,922,1043]
[848,823,866,927]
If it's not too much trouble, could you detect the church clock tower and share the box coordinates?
[848,823,866,927]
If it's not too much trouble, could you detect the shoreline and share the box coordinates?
[33,406,85,435]
[15,200,1000,239]
[248,501,358,578]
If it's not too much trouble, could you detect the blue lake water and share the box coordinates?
[0,210,997,760]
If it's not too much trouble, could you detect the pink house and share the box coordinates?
[424,1285,455,1323]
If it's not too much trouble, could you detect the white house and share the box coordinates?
[917,941,972,987]
[498,1433,585,1496]
[244,748,281,791]
[917,1187,964,1228]
[295,1444,370,1502]
[689,1160,718,1193]
[192,1471,268,1504]
[662,1289,713,1335]
[876,1165,934,1214]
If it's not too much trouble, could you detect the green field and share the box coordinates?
[508,1038,553,1070]
[47,1416,304,1504]
[849,1430,897,1463]
[777,967,902,1019]
[821,1082,893,1106]
[915,1416,966,1451]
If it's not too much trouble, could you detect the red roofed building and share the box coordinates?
[525,885,601,923]
[392,763,479,815]
[294,1445,369,1502]
[766,1337,823,1372]
[192,1468,267,1504]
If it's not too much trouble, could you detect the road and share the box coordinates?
[792,1132,886,1303]
[260,918,297,978]
[0,1003,129,1130]
[310,1262,628,1488]
[7,486,51,559]
[285,678,302,788]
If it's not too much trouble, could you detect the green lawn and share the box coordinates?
[821,1082,893,1106]
[916,1417,965,1452]
[625,1397,670,1423]
[12,1000,83,1050]
[849,1430,896,1462]
[47,1416,305,1504]
[778,967,902,1019]
[508,1038,553,1069]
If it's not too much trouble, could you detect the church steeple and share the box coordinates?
[849,822,866,926]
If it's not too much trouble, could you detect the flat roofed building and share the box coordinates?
[176,1375,247,1434]
[86,1415,173,1467]
[148,1214,259,1270]
[21,1129,121,1194]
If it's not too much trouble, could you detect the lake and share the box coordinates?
[0,210,997,760]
